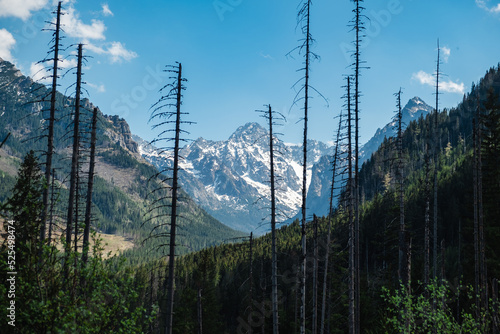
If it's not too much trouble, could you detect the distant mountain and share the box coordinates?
[302,96,434,219]
[0,58,241,262]
[359,97,434,163]
[138,98,433,232]
[136,122,331,233]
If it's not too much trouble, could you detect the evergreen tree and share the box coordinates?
[1,150,44,259]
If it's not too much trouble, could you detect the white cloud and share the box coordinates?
[0,0,48,20]
[108,42,137,63]
[441,46,451,63]
[58,4,136,63]
[476,0,500,13]
[86,41,137,63]
[59,57,78,69]
[102,3,113,16]
[30,62,50,83]
[441,81,465,94]
[61,5,106,40]
[412,70,465,94]
[88,82,106,93]
[0,29,16,62]
[412,70,434,86]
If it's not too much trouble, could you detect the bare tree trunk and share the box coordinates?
[433,40,440,283]
[250,232,254,334]
[41,1,62,243]
[424,146,431,290]
[312,215,318,334]
[395,89,408,288]
[66,44,83,256]
[0,132,10,149]
[48,168,56,246]
[321,112,342,334]
[82,107,98,265]
[164,63,183,334]
[267,105,280,334]
[299,2,311,332]
[347,76,356,334]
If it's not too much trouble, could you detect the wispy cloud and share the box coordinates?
[441,46,451,63]
[30,61,50,83]
[88,82,106,93]
[86,41,137,63]
[259,51,274,60]
[58,3,136,63]
[476,0,500,13]
[101,3,113,17]
[412,70,465,94]
[60,5,106,40]
[0,0,48,20]
[0,29,16,62]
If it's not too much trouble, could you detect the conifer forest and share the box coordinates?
[0,1,499,333]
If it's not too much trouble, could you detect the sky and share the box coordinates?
[1,0,499,146]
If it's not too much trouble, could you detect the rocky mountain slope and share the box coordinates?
[139,98,433,233]
[0,58,241,261]
[136,122,331,233]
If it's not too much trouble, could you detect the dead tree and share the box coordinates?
[288,1,320,331]
[81,107,98,264]
[349,2,367,331]
[320,111,343,334]
[40,1,63,243]
[432,40,442,282]
[66,44,83,257]
[346,75,356,334]
[394,89,408,288]
[258,104,285,334]
[312,214,319,334]
[149,62,192,334]
[0,132,10,149]
[48,169,57,246]
[424,146,431,289]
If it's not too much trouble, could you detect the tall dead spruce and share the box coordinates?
[432,40,442,282]
[348,1,367,332]
[66,44,84,265]
[81,107,98,265]
[258,105,285,334]
[149,63,191,334]
[320,111,343,334]
[394,89,408,288]
[40,1,63,243]
[289,1,319,331]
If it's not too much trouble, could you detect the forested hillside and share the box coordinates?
[126,65,500,333]
[1,1,499,332]
[0,58,242,263]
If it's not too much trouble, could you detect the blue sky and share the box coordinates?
[1,0,499,146]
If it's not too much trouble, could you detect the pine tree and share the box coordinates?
[1,151,44,274]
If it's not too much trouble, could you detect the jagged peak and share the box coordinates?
[228,122,268,142]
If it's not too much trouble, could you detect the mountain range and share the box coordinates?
[0,58,242,262]
[138,96,434,233]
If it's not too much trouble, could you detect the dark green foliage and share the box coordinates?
[1,151,44,256]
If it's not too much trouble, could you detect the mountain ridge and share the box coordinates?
[0,58,242,262]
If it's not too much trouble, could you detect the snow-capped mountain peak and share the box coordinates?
[138,122,331,233]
